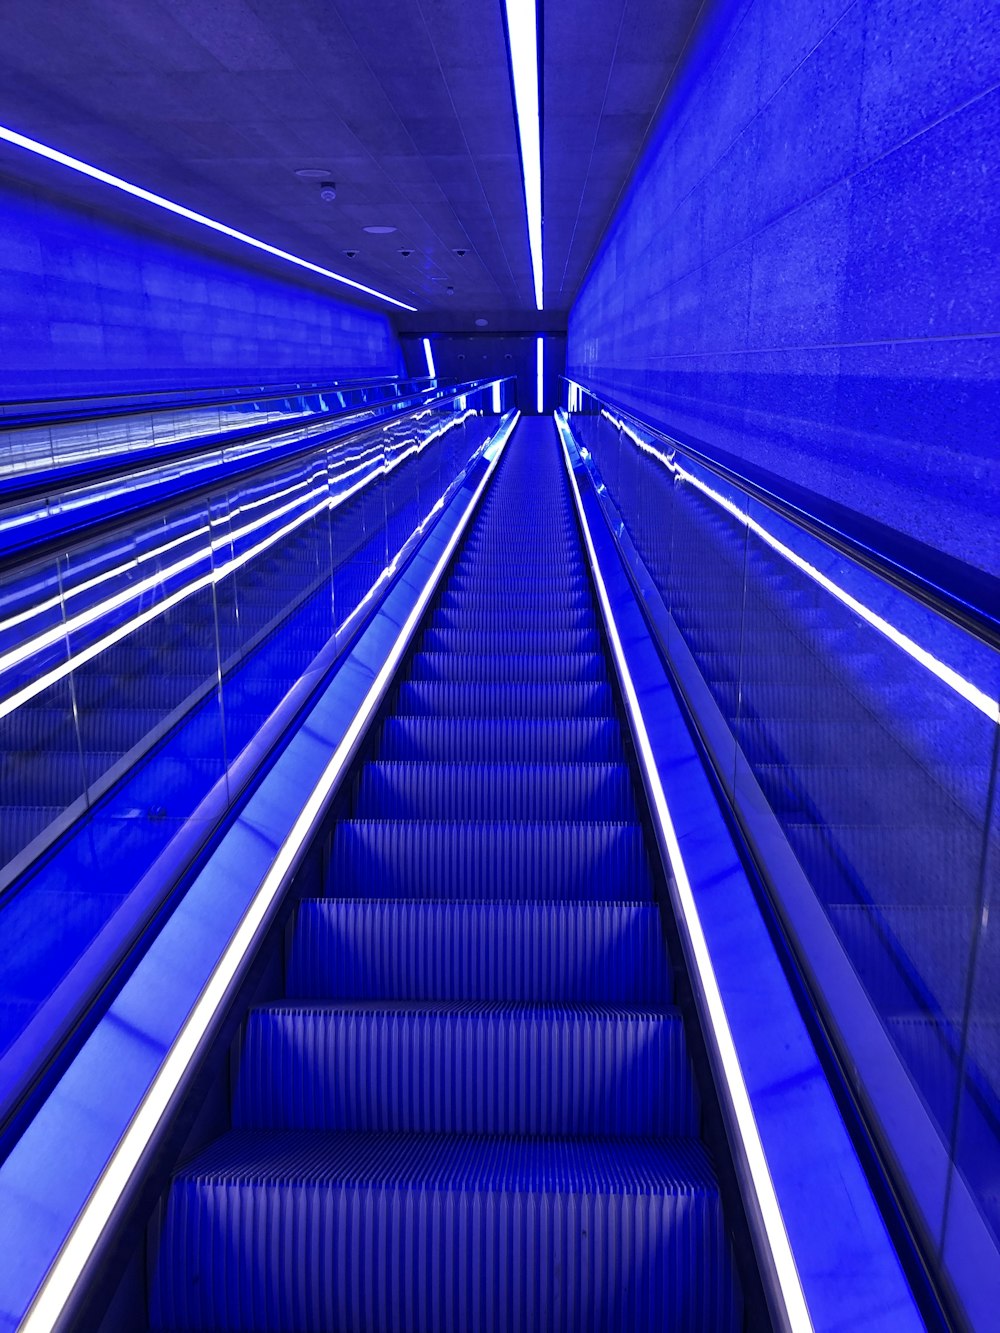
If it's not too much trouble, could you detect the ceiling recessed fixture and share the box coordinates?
[475,318,488,327]
[363,225,397,235]
[342,249,359,259]
[295,168,332,180]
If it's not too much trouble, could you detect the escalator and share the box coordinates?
[0,381,503,1150]
[149,417,745,1330]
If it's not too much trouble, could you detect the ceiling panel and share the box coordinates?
[0,0,702,320]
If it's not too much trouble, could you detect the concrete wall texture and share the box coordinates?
[0,174,401,400]
[567,0,1000,578]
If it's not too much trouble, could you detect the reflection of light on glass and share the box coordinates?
[422,337,436,378]
[0,411,478,720]
[589,408,998,721]
[536,337,544,413]
[492,381,502,414]
[503,0,543,309]
[555,411,812,1333]
[0,427,402,643]
[0,123,416,311]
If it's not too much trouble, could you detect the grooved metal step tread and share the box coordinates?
[288,898,671,1003]
[329,819,653,900]
[355,760,636,821]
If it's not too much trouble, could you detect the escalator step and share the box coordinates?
[396,680,616,718]
[420,626,600,655]
[235,1001,696,1136]
[378,716,624,762]
[408,651,606,683]
[288,898,671,1002]
[329,820,653,900]
[152,1131,739,1333]
[354,760,637,821]
[431,604,596,631]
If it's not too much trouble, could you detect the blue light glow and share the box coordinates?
[422,337,437,378]
[0,124,417,312]
[503,0,543,310]
[536,336,544,413]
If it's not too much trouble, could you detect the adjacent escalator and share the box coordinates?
[150,417,744,1330]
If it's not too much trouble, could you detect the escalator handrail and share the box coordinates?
[0,377,511,572]
[0,380,443,510]
[0,372,437,429]
[563,378,1000,652]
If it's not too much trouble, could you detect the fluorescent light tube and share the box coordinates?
[503,0,543,309]
[0,124,416,311]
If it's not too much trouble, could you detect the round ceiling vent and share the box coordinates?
[363,225,397,235]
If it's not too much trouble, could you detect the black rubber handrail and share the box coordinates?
[565,379,1000,651]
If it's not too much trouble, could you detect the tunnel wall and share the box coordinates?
[566,0,1000,579]
[0,172,401,401]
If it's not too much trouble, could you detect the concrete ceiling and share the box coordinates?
[0,0,702,321]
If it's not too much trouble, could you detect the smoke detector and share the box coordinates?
[319,181,337,203]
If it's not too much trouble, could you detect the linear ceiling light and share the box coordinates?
[503,0,543,309]
[0,124,417,312]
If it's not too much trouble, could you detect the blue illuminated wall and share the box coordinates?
[0,173,401,400]
[567,0,1000,578]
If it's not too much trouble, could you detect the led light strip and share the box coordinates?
[503,0,543,309]
[0,411,476,717]
[19,409,519,1333]
[0,414,450,653]
[555,411,812,1332]
[0,124,416,312]
[584,402,999,722]
[422,338,437,378]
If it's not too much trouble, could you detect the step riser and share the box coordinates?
[354,763,637,821]
[235,1007,697,1136]
[396,680,617,718]
[421,628,600,654]
[329,822,654,901]
[432,606,596,631]
[377,717,624,763]
[408,652,606,683]
[154,1164,738,1332]
[288,900,671,1003]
